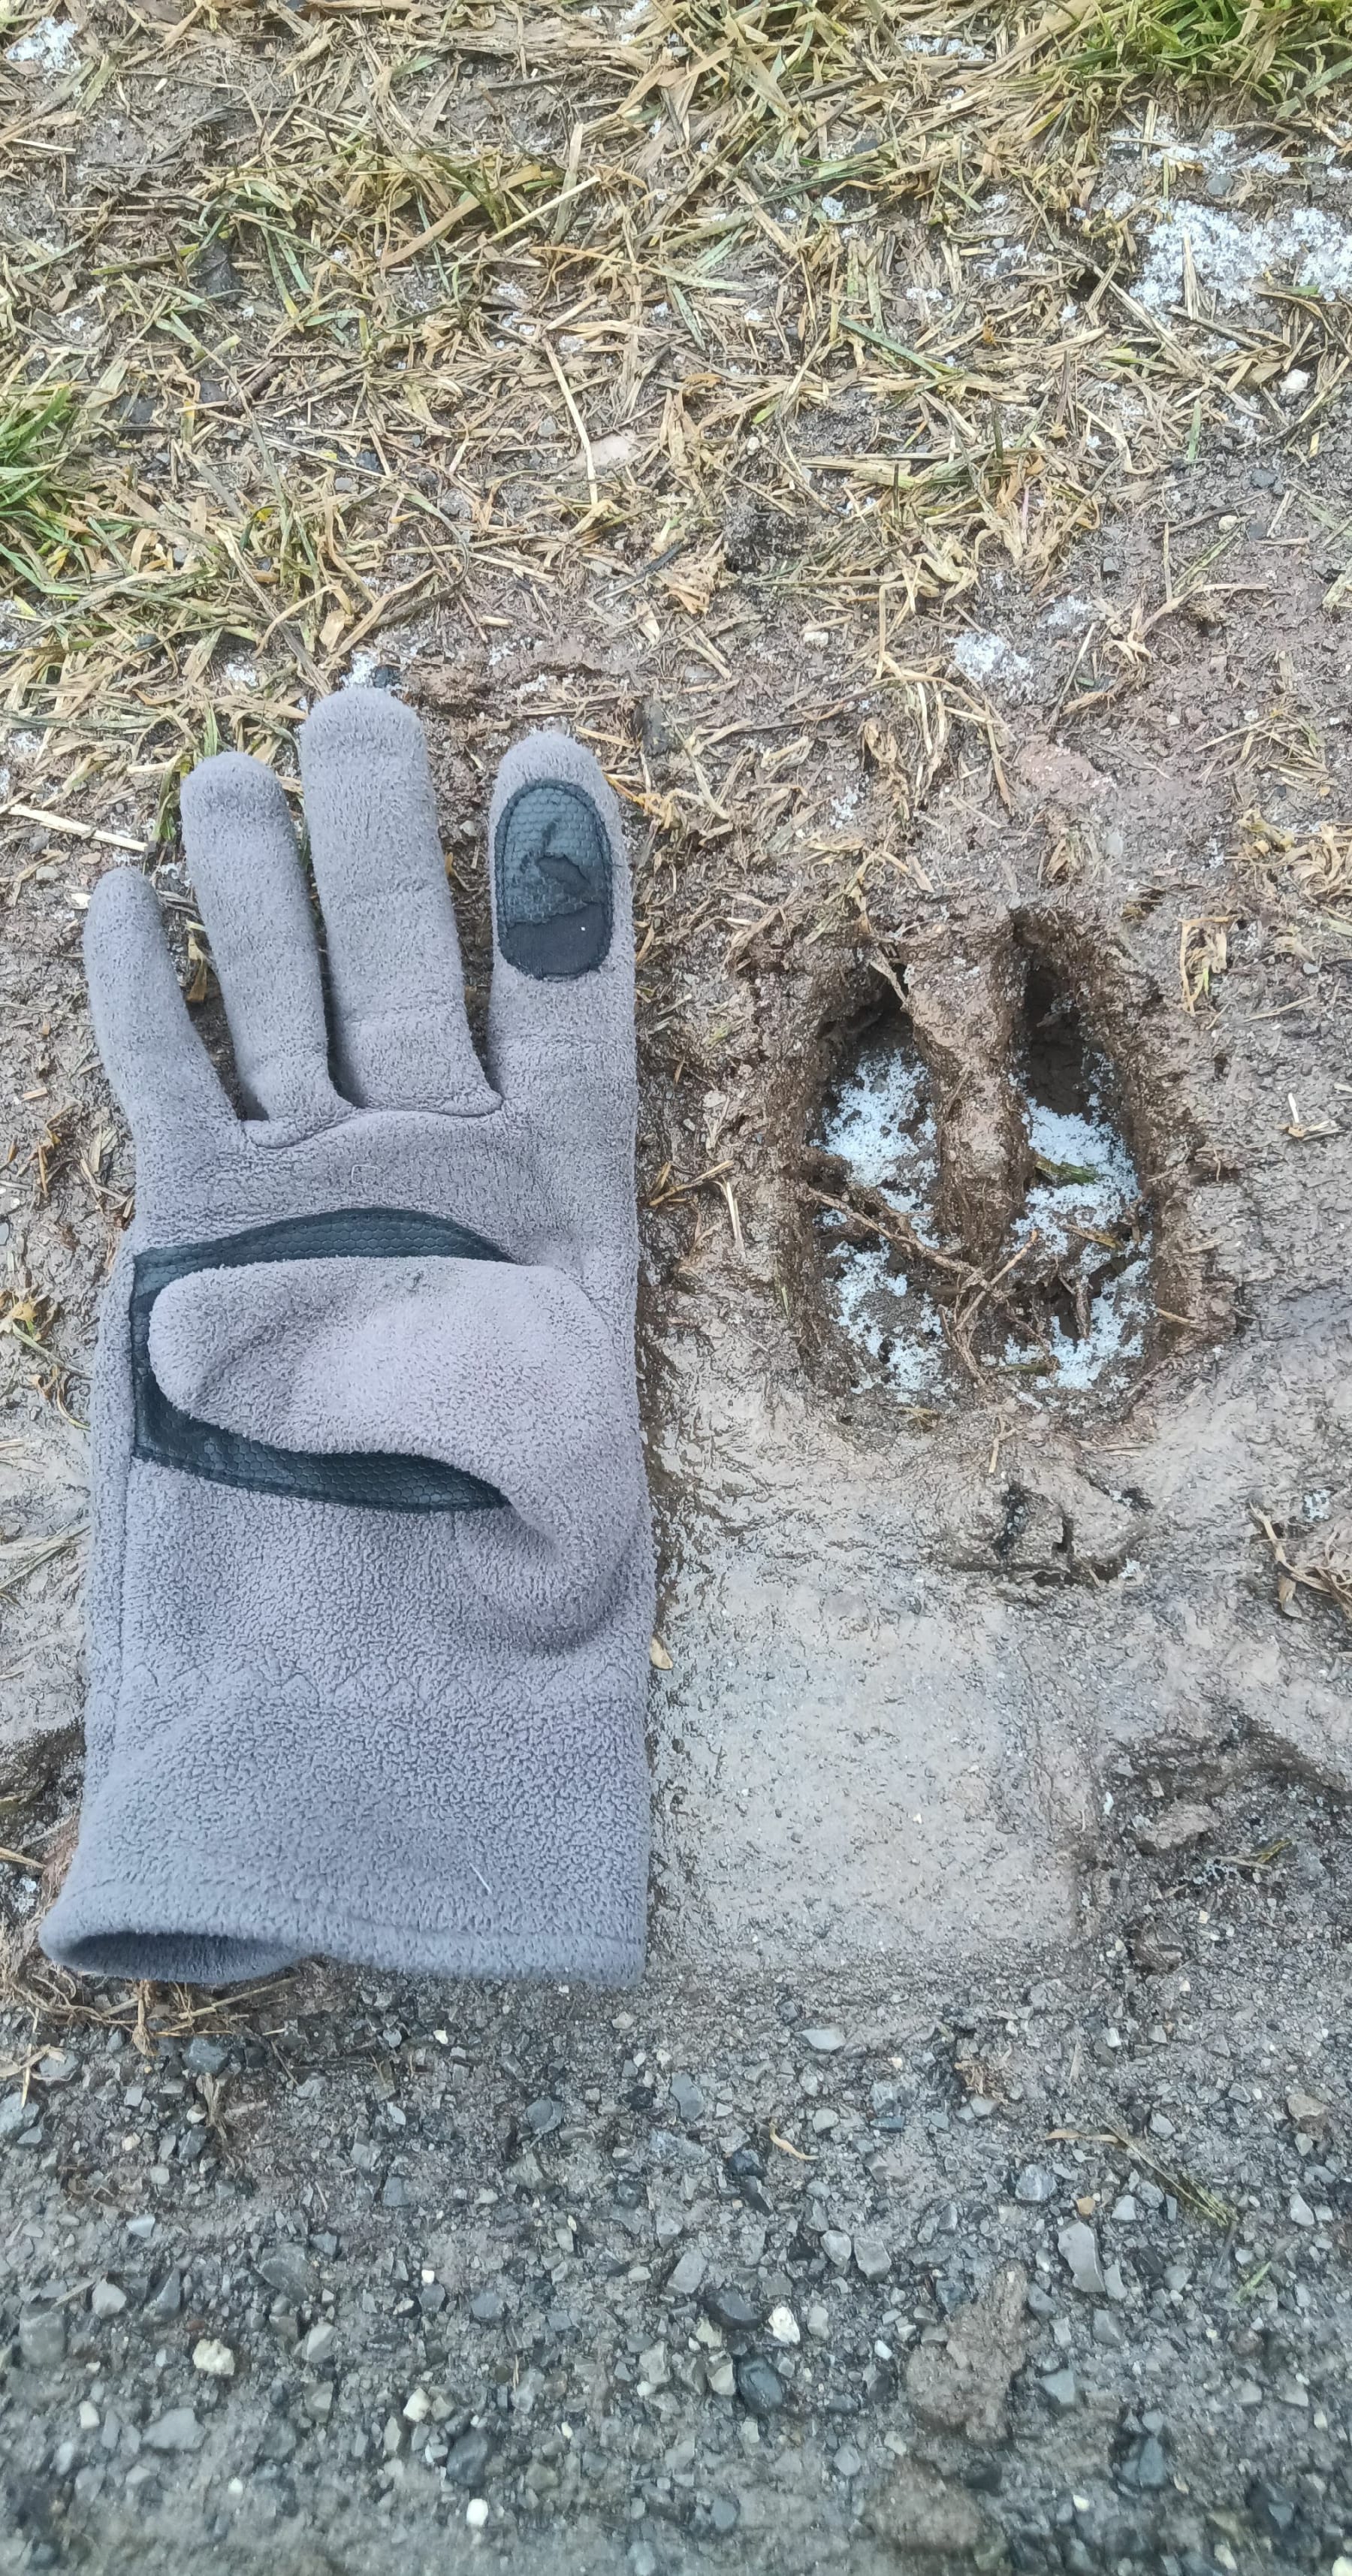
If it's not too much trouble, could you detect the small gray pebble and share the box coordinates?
[469,2289,506,2324]
[1058,2221,1106,2297]
[735,2355,786,2417]
[143,2407,204,2454]
[184,2038,228,2076]
[1040,2367,1077,2410]
[710,2496,739,2535]
[444,2427,491,2486]
[1014,2164,1057,2203]
[146,2269,183,2319]
[853,2233,891,2282]
[802,2028,845,2055]
[522,2097,563,2137]
[257,2248,311,2301]
[703,2285,761,2333]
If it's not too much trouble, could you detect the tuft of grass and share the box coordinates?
[1046,0,1352,106]
[0,384,80,587]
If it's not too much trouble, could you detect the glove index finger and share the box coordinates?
[485,732,636,1106]
[84,866,237,1165]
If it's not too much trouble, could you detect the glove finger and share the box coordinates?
[298,688,495,1114]
[84,868,237,1158]
[180,750,343,1128]
[485,732,636,1108]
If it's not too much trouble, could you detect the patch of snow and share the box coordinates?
[819,1037,937,1209]
[1043,596,1096,633]
[817,1032,946,1396]
[222,660,259,691]
[343,651,389,688]
[1136,201,1352,314]
[832,1244,946,1397]
[951,630,1031,692]
[6,13,78,71]
[820,195,847,222]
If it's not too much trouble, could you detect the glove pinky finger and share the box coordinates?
[85,867,237,1164]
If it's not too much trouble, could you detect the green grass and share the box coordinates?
[1051,0,1352,103]
[0,386,80,587]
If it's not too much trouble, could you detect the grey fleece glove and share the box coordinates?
[41,691,653,1988]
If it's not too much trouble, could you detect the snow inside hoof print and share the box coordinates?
[813,1012,947,1405]
[1009,964,1154,1403]
[808,953,1156,1415]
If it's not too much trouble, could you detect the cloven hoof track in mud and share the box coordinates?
[782,907,1234,1422]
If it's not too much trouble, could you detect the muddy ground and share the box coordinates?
[2,2,1352,2569]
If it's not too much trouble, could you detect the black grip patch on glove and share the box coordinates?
[131,1206,509,1511]
[493,778,613,980]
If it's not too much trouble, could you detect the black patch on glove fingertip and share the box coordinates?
[132,1206,508,1513]
[493,778,612,980]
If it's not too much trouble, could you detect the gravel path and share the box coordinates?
[2,1774,1347,2574]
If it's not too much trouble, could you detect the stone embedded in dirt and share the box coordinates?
[445,2428,491,2487]
[734,2356,786,2417]
[669,2073,705,2122]
[1040,2367,1077,2411]
[700,2287,762,2349]
[1287,2090,1328,2131]
[1288,2191,1316,2227]
[521,2096,563,2137]
[1013,2164,1057,2203]
[637,2342,668,2391]
[801,2027,845,2055]
[183,2037,228,2076]
[853,2233,892,2282]
[709,2497,739,2535]
[143,2407,204,2454]
[865,2458,1002,2561]
[382,2174,413,2209]
[768,2305,800,2347]
[1248,2475,1299,2541]
[666,2247,705,2298]
[1118,2430,1169,2491]
[469,2290,506,2324]
[822,2230,853,2270]
[192,2337,234,2377]
[18,2309,65,2371]
[0,2094,30,2141]
[300,2321,337,2366]
[146,2268,183,2318]
[905,2263,1028,2441]
[257,2247,312,2301]
[1058,2221,1107,2297]
[89,2280,126,2319]
[1135,1801,1219,1856]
